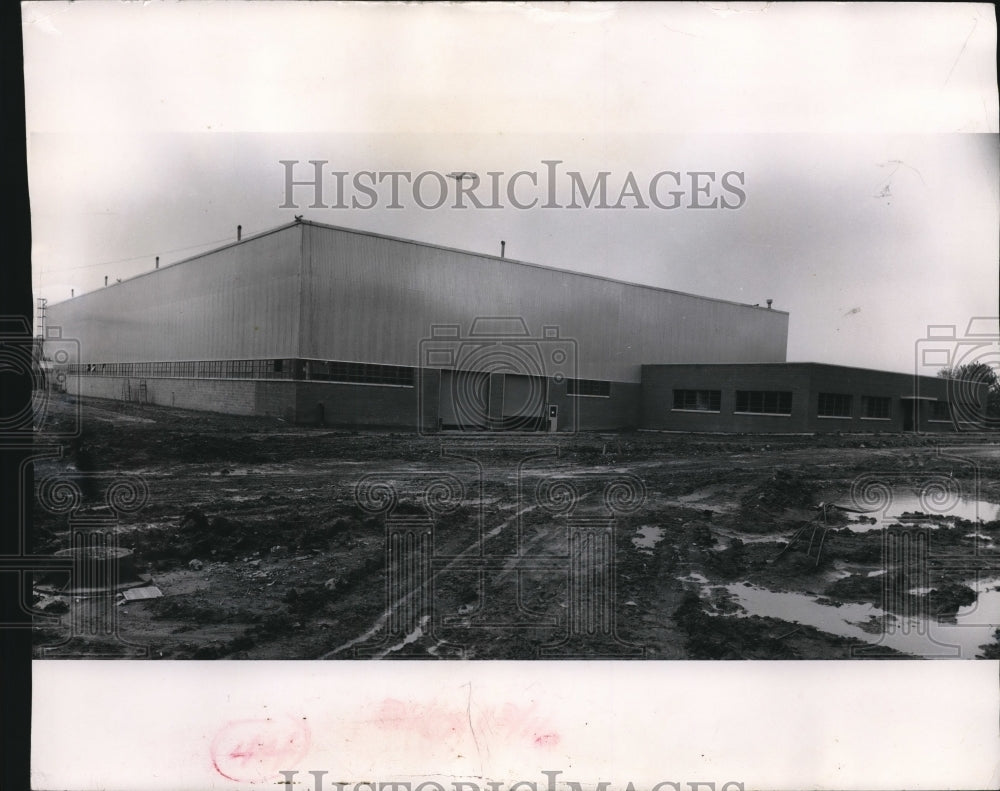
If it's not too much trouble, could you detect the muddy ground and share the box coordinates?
[29,395,1000,659]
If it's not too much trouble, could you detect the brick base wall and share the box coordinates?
[641,363,984,433]
[295,381,419,427]
[547,380,640,431]
[69,376,258,415]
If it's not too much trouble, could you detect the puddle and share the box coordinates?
[676,485,734,504]
[210,468,250,477]
[377,614,431,658]
[667,486,740,513]
[633,525,664,552]
[733,531,794,544]
[659,499,732,515]
[842,493,1000,532]
[716,576,1000,658]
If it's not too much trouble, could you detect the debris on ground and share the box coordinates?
[30,395,1000,660]
[120,586,163,603]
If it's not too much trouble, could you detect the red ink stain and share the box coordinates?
[372,698,558,749]
[373,698,468,743]
[211,716,310,784]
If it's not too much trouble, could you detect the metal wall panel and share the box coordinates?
[45,225,302,362]
[301,223,788,382]
[45,221,789,386]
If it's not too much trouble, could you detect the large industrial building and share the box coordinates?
[44,219,985,433]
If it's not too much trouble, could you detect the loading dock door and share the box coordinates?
[439,370,491,430]
[438,371,546,430]
[501,374,547,430]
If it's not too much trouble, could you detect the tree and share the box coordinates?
[938,361,1000,422]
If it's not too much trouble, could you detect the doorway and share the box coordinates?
[438,370,546,430]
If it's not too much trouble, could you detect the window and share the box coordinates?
[735,390,792,415]
[817,392,852,418]
[567,378,611,397]
[78,358,399,383]
[673,389,721,412]
[308,360,414,386]
[955,402,979,417]
[930,401,951,421]
[861,396,891,419]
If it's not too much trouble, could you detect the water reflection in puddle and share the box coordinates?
[685,575,1000,658]
[632,525,664,552]
[843,493,1000,532]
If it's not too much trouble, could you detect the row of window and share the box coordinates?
[673,389,897,419]
[930,401,951,421]
[816,393,893,419]
[73,360,291,379]
[66,360,611,394]
[70,359,412,386]
[736,390,793,415]
[566,378,612,397]
[673,389,721,412]
[306,360,414,386]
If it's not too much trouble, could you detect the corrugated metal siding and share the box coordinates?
[301,224,788,382]
[46,226,302,362]
[45,222,788,382]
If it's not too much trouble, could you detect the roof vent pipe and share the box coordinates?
[71,289,74,298]
[155,256,159,269]
[766,299,773,309]
[237,225,242,241]
[104,276,108,287]
[500,240,506,258]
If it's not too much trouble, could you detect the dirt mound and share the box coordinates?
[826,573,885,604]
[741,469,817,513]
[928,583,977,616]
[129,507,359,570]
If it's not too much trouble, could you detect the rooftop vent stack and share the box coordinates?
[71,289,74,298]
[104,276,108,287]
[155,256,160,269]
[237,225,242,241]
[500,240,506,258]
[766,299,773,309]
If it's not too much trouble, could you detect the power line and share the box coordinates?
[37,234,236,274]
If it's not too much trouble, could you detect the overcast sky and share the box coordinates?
[22,1,999,374]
